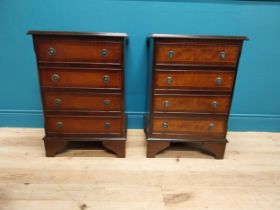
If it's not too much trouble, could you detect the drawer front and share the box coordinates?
[152,117,226,136]
[155,70,235,91]
[40,69,121,89]
[36,37,122,64]
[155,43,240,65]
[153,95,231,114]
[45,115,122,135]
[43,91,122,112]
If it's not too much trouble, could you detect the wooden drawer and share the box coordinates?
[155,70,235,91]
[155,43,240,66]
[43,91,122,112]
[40,68,121,89]
[45,115,122,135]
[152,116,226,137]
[35,37,122,64]
[153,94,231,114]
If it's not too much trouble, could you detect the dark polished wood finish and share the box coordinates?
[36,37,122,64]
[43,91,122,112]
[28,30,128,37]
[156,44,240,65]
[28,30,127,157]
[45,115,123,135]
[146,141,170,158]
[44,139,68,157]
[40,68,122,89]
[102,140,126,158]
[154,70,235,91]
[150,34,248,40]
[153,94,231,114]
[152,117,227,137]
[145,34,248,159]
[200,142,227,159]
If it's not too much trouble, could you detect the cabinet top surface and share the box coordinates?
[149,33,248,40]
[27,30,128,38]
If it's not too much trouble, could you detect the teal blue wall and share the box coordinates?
[0,0,280,131]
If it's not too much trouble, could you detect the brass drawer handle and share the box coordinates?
[53,98,62,106]
[48,47,56,56]
[167,51,175,59]
[104,122,111,129]
[215,77,223,85]
[219,51,227,60]
[100,49,108,57]
[208,123,215,130]
[165,76,173,85]
[103,75,110,84]
[211,101,218,108]
[163,100,170,108]
[56,121,63,129]
[162,122,169,129]
[103,99,111,107]
[51,74,60,82]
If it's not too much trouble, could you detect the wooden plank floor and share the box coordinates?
[0,128,279,210]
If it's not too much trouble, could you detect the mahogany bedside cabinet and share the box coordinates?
[28,31,127,157]
[145,34,248,159]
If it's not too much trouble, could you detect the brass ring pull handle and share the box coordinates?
[163,100,170,108]
[219,51,227,60]
[104,122,111,129]
[211,101,218,108]
[100,49,108,57]
[162,122,169,129]
[167,51,175,59]
[51,74,60,82]
[208,123,215,130]
[48,47,56,56]
[165,76,173,85]
[53,98,62,106]
[103,75,110,84]
[215,77,223,85]
[56,121,63,129]
[103,99,111,107]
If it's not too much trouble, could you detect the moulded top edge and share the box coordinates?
[27,30,128,38]
[149,33,248,40]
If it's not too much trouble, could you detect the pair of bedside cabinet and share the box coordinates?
[28,31,247,159]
